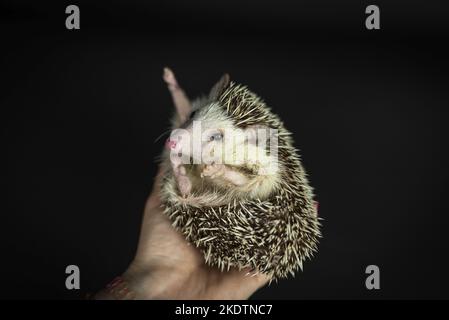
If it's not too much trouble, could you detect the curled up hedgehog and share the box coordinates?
[159,68,320,280]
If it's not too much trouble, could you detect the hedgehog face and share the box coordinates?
[167,102,233,165]
[168,102,276,169]
[163,70,282,201]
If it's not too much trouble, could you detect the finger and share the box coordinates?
[152,165,165,193]
[146,165,165,209]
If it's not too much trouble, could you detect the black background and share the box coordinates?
[1,0,448,299]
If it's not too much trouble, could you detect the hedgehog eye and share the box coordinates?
[210,132,223,141]
[189,110,197,120]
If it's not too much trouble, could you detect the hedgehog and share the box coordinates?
[159,67,321,279]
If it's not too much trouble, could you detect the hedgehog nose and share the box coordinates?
[165,138,177,150]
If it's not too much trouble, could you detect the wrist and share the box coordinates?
[124,260,221,299]
[93,276,136,300]
[121,262,190,299]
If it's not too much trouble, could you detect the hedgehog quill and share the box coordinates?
[159,68,320,280]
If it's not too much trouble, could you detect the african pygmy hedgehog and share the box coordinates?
[159,68,320,279]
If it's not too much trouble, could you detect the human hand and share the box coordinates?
[95,166,269,300]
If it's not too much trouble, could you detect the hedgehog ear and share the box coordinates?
[209,73,230,101]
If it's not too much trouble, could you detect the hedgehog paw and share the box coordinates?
[173,164,192,196]
[201,163,226,179]
[177,174,192,196]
